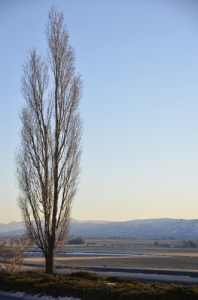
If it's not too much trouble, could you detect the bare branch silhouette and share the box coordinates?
[15,7,83,274]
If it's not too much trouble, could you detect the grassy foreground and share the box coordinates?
[1,271,198,300]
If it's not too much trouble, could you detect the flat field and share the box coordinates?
[24,238,198,271]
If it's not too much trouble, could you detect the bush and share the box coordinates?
[68,237,84,244]
[0,235,32,272]
[1,271,198,300]
[70,271,101,281]
[183,240,197,248]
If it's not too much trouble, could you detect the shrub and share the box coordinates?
[183,240,197,248]
[68,237,85,244]
[0,235,32,272]
[1,271,198,300]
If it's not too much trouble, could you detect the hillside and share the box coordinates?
[0,218,198,238]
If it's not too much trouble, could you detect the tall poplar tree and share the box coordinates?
[15,7,82,274]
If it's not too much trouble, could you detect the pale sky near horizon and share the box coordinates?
[0,0,198,223]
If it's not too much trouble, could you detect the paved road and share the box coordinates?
[23,262,198,286]
[96,271,198,286]
[55,264,198,285]
[24,262,198,276]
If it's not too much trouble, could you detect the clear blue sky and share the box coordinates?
[0,0,198,223]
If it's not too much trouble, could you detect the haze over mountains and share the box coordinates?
[0,219,198,238]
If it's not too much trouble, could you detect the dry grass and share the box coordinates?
[58,256,198,270]
[11,238,198,272]
[62,238,198,256]
[25,255,198,271]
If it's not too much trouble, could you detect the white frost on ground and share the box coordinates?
[0,290,81,300]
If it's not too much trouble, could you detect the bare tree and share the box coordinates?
[15,7,83,274]
[0,235,32,272]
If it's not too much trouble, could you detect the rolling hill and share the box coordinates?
[0,218,198,238]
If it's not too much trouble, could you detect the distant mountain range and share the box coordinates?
[0,218,198,238]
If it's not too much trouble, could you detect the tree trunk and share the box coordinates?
[45,250,54,274]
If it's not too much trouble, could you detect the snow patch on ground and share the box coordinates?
[0,290,81,300]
